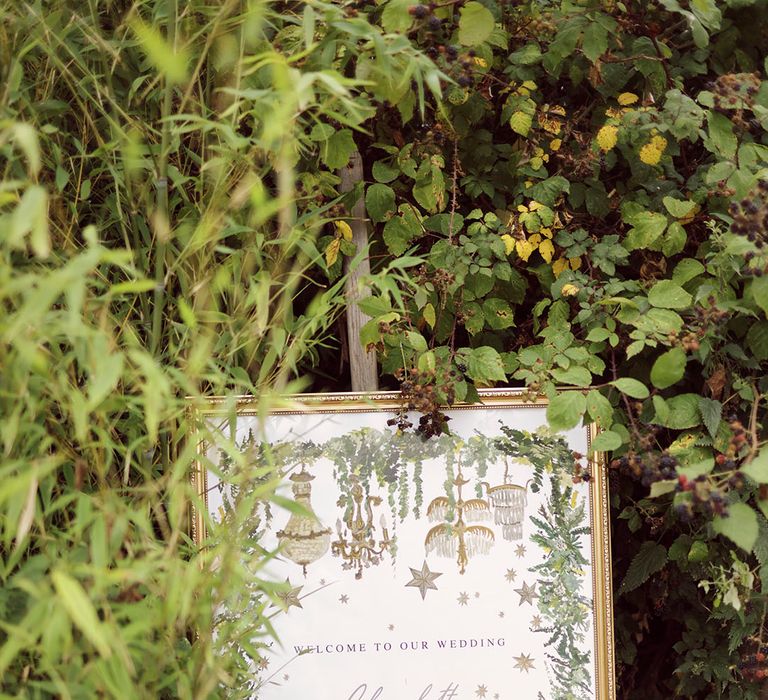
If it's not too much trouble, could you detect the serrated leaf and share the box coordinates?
[752,276,768,316]
[623,211,667,251]
[510,110,533,136]
[546,391,587,432]
[649,480,677,498]
[458,1,495,46]
[698,397,722,439]
[404,331,428,353]
[581,21,608,63]
[551,366,592,387]
[650,347,686,389]
[713,502,758,553]
[620,542,667,594]
[662,196,696,219]
[321,129,355,170]
[611,378,649,399]
[648,280,692,309]
[591,430,622,452]
[747,322,768,361]
[662,394,703,430]
[466,346,506,384]
[742,451,768,484]
[586,390,613,427]
[423,303,436,328]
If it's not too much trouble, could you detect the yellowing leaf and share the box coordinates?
[334,220,353,241]
[550,138,562,151]
[549,105,566,116]
[569,256,582,270]
[596,125,618,152]
[618,92,639,106]
[325,238,341,267]
[516,238,537,261]
[473,56,488,67]
[528,201,543,211]
[639,135,667,165]
[540,227,553,239]
[562,283,580,296]
[423,303,436,328]
[521,80,537,92]
[552,257,569,277]
[539,238,555,263]
[538,114,562,135]
[605,107,623,118]
[679,203,700,225]
[501,233,515,255]
[517,204,529,213]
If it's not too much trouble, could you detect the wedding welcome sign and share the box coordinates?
[191,391,615,700]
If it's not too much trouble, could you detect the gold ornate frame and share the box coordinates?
[189,389,615,700]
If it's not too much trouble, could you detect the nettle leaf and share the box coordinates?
[620,542,667,594]
[713,503,758,553]
[526,176,570,207]
[611,378,649,399]
[482,298,515,330]
[366,184,396,223]
[466,346,506,383]
[650,347,686,389]
[458,1,495,46]
[648,280,692,309]
[746,322,768,361]
[581,20,608,64]
[698,397,722,439]
[662,394,702,430]
[546,391,587,431]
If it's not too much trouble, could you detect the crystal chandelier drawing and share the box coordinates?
[424,467,494,574]
[276,468,331,576]
[332,478,391,579]
[481,460,531,541]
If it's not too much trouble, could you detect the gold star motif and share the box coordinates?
[405,560,442,600]
[388,624,395,631]
[514,580,538,606]
[283,673,290,681]
[275,578,303,610]
[498,611,505,618]
[339,594,349,604]
[476,685,488,698]
[513,652,535,673]
[458,592,469,606]
[257,657,269,670]
[319,578,326,586]
[530,615,542,630]
[515,544,527,558]
[474,591,481,598]
[505,568,516,582]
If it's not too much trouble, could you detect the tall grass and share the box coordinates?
[0,1,437,696]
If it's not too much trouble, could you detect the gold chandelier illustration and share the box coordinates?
[424,466,494,574]
[276,467,331,576]
[481,460,531,541]
[332,478,391,579]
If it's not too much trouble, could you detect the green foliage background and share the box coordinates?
[1,0,768,697]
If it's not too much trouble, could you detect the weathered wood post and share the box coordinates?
[339,151,379,392]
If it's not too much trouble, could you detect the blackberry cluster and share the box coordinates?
[673,474,729,521]
[611,451,679,487]
[731,182,768,275]
[739,639,768,683]
[391,366,456,438]
[711,72,763,133]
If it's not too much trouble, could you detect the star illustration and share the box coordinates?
[257,657,269,670]
[388,624,395,631]
[319,578,326,586]
[514,580,539,606]
[505,568,516,582]
[283,674,290,681]
[339,594,349,604]
[405,561,442,600]
[494,695,500,700]
[530,615,542,630]
[515,544,527,558]
[498,611,505,618]
[276,578,303,610]
[474,591,481,599]
[476,685,488,698]
[513,653,535,673]
[458,592,470,606]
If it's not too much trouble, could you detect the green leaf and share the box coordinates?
[581,21,608,63]
[624,211,667,251]
[620,542,667,594]
[713,502,758,553]
[662,196,696,218]
[752,276,768,316]
[321,129,356,170]
[509,110,533,136]
[9,185,49,258]
[747,322,768,361]
[706,112,737,159]
[611,378,649,399]
[550,366,592,387]
[52,570,112,658]
[423,303,436,328]
[383,206,421,255]
[672,258,705,285]
[366,184,396,223]
[591,430,622,452]
[663,394,703,430]
[742,451,768,484]
[546,392,587,431]
[381,0,413,32]
[650,347,686,389]
[418,350,436,373]
[372,160,399,183]
[404,331,428,353]
[648,280,692,309]
[586,390,613,427]
[650,480,677,498]
[466,346,506,384]
[132,20,189,84]
[458,2,495,46]
[688,540,709,563]
[698,397,722,439]
[482,298,515,330]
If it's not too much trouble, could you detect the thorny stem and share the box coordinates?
[448,138,459,245]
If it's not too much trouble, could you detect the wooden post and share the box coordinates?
[339,151,379,392]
